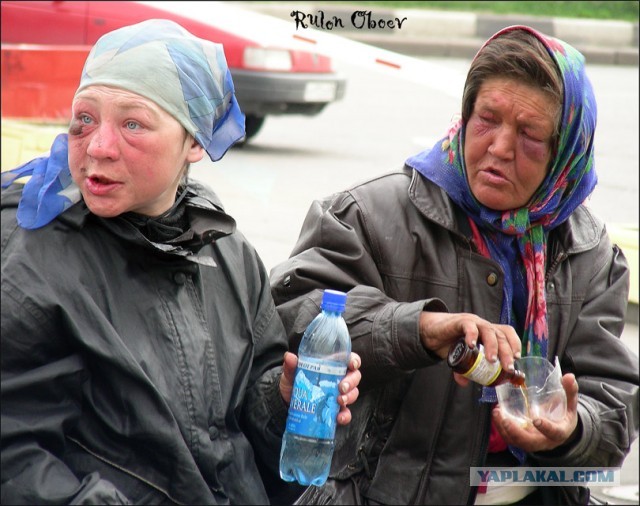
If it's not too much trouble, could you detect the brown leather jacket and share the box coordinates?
[271,167,638,505]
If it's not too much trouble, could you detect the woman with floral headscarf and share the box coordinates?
[270,26,638,505]
[0,20,361,504]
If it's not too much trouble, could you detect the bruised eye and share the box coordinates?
[522,130,546,144]
[476,114,499,128]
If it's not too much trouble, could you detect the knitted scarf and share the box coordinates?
[406,26,597,359]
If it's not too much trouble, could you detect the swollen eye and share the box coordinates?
[69,122,84,136]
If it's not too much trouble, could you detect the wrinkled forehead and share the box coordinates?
[481,25,594,127]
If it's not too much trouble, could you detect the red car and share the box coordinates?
[1,1,346,141]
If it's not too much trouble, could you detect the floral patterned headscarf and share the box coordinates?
[406,25,597,358]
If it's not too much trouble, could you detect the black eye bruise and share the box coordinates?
[69,122,84,136]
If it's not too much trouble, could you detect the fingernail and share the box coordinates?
[508,363,515,371]
[533,419,542,428]
[342,395,348,405]
[515,351,521,359]
[351,359,360,369]
[341,382,350,394]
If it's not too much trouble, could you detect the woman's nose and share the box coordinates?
[488,126,515,160]
[86,124,119,159]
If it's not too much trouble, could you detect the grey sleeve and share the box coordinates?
[270,192,447,390]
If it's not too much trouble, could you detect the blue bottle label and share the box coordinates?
[286,357,346,440]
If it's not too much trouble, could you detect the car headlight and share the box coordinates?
[243,47,292,71]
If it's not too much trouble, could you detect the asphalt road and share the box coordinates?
[191,55,639,503]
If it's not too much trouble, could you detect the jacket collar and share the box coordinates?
[58,181,236,266]
[407,167,458,234]
[406,166,602,255]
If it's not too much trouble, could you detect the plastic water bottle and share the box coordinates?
[279,289,351,486]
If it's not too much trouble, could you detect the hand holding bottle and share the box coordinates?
[280,351,361,424]
[448,338,526,387]
[419,311,522,386]
[280,289,356,486]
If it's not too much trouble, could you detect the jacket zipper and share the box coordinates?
[464,248,567,505]
[452,216,569,504]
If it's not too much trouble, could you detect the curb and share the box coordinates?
[236,2,639,65]
[344,33,639,65]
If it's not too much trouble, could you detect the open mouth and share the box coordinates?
[89,175,117,185]
[85,174,121,195]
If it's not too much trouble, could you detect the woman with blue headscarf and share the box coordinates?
[1,20,361,504]
[270,26,638,505]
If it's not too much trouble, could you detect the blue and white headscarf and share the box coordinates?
[2,19,245,229]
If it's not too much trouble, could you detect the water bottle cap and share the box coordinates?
[321,289,347,313]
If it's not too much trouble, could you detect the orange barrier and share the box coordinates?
[1,43,90,122]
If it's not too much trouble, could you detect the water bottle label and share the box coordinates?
[286,357,346,440]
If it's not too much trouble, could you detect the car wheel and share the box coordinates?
[235,114,266,146]
[245,114,265,139]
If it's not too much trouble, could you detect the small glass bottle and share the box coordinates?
[447,338,525,386]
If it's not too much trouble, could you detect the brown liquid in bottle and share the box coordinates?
[447,338,526,387]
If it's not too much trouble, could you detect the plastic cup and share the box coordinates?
[495,356,567,428]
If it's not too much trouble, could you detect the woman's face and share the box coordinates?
[464,78,557,211]
[68,86,204,218]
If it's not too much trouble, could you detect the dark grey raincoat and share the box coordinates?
[1,181,288,505]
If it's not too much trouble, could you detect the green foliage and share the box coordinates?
[332,1,639,22]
